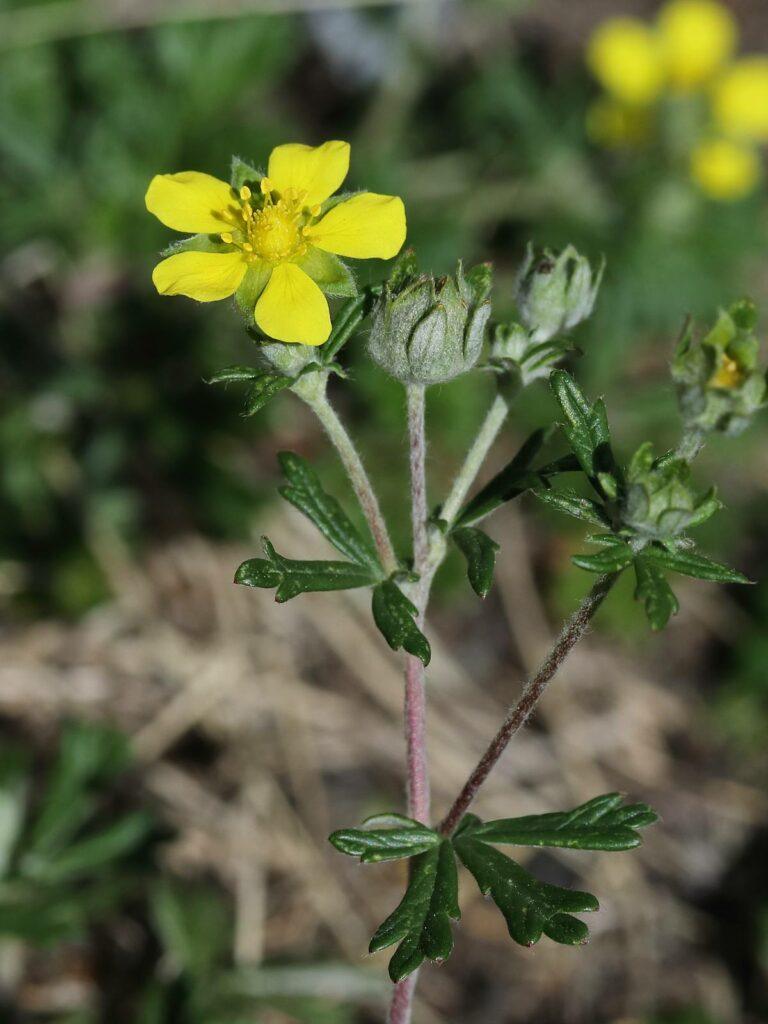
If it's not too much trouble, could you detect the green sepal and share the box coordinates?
[452,527,499,599]
[160,233,229,258]
[457,427,578,528]
[243,372,293,415]
[369,839,460,982]
[321,289,377,365]
[235,538,378,603]
[634,557,679,631]
[572,543,634,574]
[296,247,357,298]
[230,156,263,191]
[467,793,657,852]
[550,370,621,499]
[277,452,381,573]
[329,816,440,863]
[234,261,272,326]
[372,580,431,666]
[453,827,597,947]
[206,366,264,385]
[532,487,611,527]
[641,544,750,585]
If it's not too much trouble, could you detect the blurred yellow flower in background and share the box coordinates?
[690,138,761,200]
[146,141,406,345]
[658,0,736,90]
[587,18,664,106]
[586,0,766,202]
[713,58,768,142]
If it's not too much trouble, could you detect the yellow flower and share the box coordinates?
[586,97,652,148]
[690,137,760,200]
[712,58,768,141]
[587,17,664,106]
[145,141,406,345]
[657,0,736,90]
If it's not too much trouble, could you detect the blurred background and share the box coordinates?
[2,0,768,1021]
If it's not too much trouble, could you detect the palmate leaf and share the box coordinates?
[277,452,381,573]
[452,527,499,599]
[641,544,750,585]
[368,839,460,982]
[235,538,378,603]
[371,581,431,666]
[329,815,440,863]
[454,827,597,947]
[634,557,680,631]
[468,793,658,852]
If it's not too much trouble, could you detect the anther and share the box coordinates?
[260,177,273,195]
[220,232,233,244]
[310,204,322,218]
[242,242,253,252]
[239,185,251,201]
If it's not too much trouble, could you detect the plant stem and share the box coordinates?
[386,385,431,1024]
[438,572,618,835]
[404,383,431,825]
[440,393,509,527]
[676,427,706,463]
[307,391,399,576]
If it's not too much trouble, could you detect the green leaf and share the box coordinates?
[278,452,381,573]
[468,793,658,852]
[230,156,263,191]
[235,539,378,603]
[297,247,357,298]
[454,827,597,947]
[550,371,620,495]
[641,544,750,584]
[329,815,440,863]
[371,581,431,666]
[369,839,459,982]
[457,427,576,527]
[572,544,634,573]
[243,372,293,416]
[532,487,610,527]
[0,750,28,878]
[321,289,377,365]
[634,557,679,631]
[452,527,499,599]
[24,811,154,884]
[151,879,232,978]
[206,365,263,385]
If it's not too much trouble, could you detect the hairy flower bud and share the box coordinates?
[621,442,720,541]
[367,252,492,385]
[515,244,604,344]
[672,299,767,436]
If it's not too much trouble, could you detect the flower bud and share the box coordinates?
[672,299,767,435]
[515,244,604,344]
[621,442,720,541]
[367,253,492,385]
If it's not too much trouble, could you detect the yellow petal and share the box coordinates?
[690,138,760,201]
[145,172,238,233]
[306,193,406,259]
[152,250,247,301]
[713,58,768,142]
[254,263,331,345]
[267,141,350,207]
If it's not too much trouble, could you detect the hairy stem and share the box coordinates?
[439,572,618,835]
[404,383,431,825]
[440,393,509,526]
[307,391,399,576]
[387,385,431,1024]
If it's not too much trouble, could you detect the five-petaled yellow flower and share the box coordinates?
[145,141,406,345]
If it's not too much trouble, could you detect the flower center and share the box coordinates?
[219,181,313,266]
[709,354,743,390]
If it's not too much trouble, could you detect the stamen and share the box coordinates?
[260,177,273,195]
[242,242,253,252]
[220,232,233,244]
[239,185,251,201]
[310,204,322,218]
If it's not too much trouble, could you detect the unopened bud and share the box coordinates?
[515,244,604,343]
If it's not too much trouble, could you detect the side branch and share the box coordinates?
[438,572,618,835]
